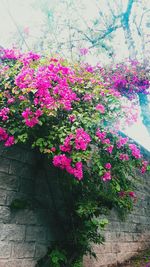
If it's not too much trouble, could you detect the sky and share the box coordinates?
[0,0,150,151]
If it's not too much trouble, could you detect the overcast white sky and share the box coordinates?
[0,0,150,151]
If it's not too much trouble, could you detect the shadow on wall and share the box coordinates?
[0,144,64,267]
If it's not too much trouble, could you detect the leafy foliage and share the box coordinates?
[0,48,149,266]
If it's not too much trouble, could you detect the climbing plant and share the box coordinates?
[0,48,149,266]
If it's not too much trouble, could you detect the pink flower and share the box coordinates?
[141,160,148,173]
[102,138,111,145]
[119,153,129,161]
[0,127,8,141]
[25,118,39,127]
[96,104,105,113]
[22,108,42,128]
[51,147,56,152]
[128,144,142,159]
[96,129,106,140]
[35,109,43,117]
[15,67,34,89]
[53,154,83,180]
[7,98,15,104]
[117,137,129,148]
[73,162,83,180]
[4,136,15,147]
[53,154,72,170]
[105,163,112,169]
[105,145,114,154]
[19,51,40,66]
[19,95,26,101]
[1,48,20,60]
[60,134,74,153]
[22,108,32,119]
[101,171,111,182]
[83,94,93,102]
[0,107,10,121]
[69,115,76,123]
[79,48,89,56]
[75,128,91,151]
[128,191,136,198]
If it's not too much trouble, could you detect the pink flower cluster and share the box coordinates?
[0,127,15,147]
[96,129,114,154]
[101,171,111,182]
[141,160,148,174]
[96,129,107,140]
[68,115,76,123]
[95,104,105,113]
[128,191,136,198]
[119,153,129,161]
[75,128,91,151]
[117,137,129,148]
[60,128,91,153]
[128,144,141,159]
[22,108,43,127]
[105,163,112,169]
[5,136,15,147]
[0,48,20,60]
[107,61,150,96]
[15,67,34,89]
[19,51,41,66]
[79,48,89,56]
[60,134,74,152]
[0,107,10,121]
[119,191,136,198]
[22,63,79,111]
[105,145,114,154]
[53,154,83,180]
[83,93,94,102]
[0,127,8,141]
[7,98,15,104]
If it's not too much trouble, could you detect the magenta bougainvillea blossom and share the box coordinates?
[0,48,149,192]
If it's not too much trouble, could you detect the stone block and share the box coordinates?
[0,259,22,267]
[11,209,38,225]
[111,242,121,253]
[124,232,134,242]
[9,161,35,180]
[12,242,35,258]
[6,191,27,206]
[0,158,10,174]
[0,242,11,258]
[93,243,112,254]
[21,259,36,267]
[26,226,47,242]
[0,206,11,223]
[0,173,19,191]
[92,252,117,266]
[2,147,25,162]
[0,224,26,241]
[0,190,7,205]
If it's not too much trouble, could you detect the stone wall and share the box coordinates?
[84,167,150,267]
[0,143,150,267]
[0,144,56,267]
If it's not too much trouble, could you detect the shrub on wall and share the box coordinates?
[0,48,149,266]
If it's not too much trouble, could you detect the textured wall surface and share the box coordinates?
[84,169,150,267]
[0,144,56,267]
[0,144,150,267]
